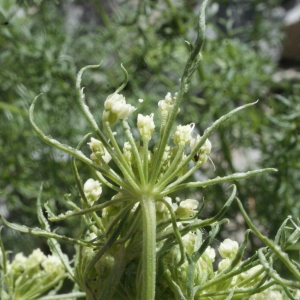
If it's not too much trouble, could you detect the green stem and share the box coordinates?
[140,195,156,300]
[155,143,185,190]
[103,121,140,192]
[143,138,149,183]
[122,120,145,185]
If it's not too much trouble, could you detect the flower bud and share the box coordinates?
[123,142,133,164]
[26,249,47,269]
[204,246,216,263]
[103,93,136,125]
[11,253,27,273]
[218,238,239,259]
[173,123,195,146]
[218,257,231,272]
[88,137,111,165]
[158,92,180,119]
[137,113,155,139]
[175,199,198,218]
[88,137,105,154]
[182,232,196,254]
[42,255,64,274]
[104,93,125,110]
[190,134,212,162]
[84,178,102,204]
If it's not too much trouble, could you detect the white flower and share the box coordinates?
[103,93,136,124]
[190,134,212,157]
[115,103,136,119]
[88,138,111,165]
[84,178,102,203]
[249,286,282,300]
[88,137,104,153]
[42,255,64,274]
[158,92,179,118]
[218,238,239,259]
[123,142,133,164]
[161,145,171,162]
[204,246,216,262]
[104,93,125,110]
[218,257,231,272]
[175,199,198,218]
[202,138,212,154]
[182,232,196,254]
[173,124,195,146]
[11,253,27,272]
[26,249,46,269]
[137,113,155,138]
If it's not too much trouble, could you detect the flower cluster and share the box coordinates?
[88,137,111,165]
[83,178,102,205]
[103,93,136,125]
[1,248,65,300]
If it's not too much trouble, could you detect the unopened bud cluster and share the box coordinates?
[88,92,212,183]
[103,93,136,125]
[1,248,65,300]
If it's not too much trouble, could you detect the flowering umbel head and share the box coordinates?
[190,133,212,163]
[103,93,136,125]
[218,238,239,259]
[2,248,65,300]
[173,123,195,146]
[137,113,155,140]
[88,137,111,165]
[83,178,102,204]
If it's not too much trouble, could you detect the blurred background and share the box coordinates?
[1,0,300,267]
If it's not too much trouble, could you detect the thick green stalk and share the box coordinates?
[140,195,156,300]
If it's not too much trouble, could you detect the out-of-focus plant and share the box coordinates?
[1,2,300,299]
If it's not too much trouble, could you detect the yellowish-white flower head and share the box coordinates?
[218,238,239,259]
[158,92,174,117]
[249,286,282,300]
[123,142,133,164]
[175,199,198,218]
[190,134,212,163]
[182,231,197,255]
[218,257,231,272]
[173,123,195,146]
[88,137,112,165]
[42,255,64,274]
[11,253,27,273]
[158,92,181,120]
[137,113,155,139]
[84,178,102,204]
[103,93,136,125]
[26,248,47,269]
[204,246,216,263]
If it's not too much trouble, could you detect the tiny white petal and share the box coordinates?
[84,179,102,203]
[218,238,239,259]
